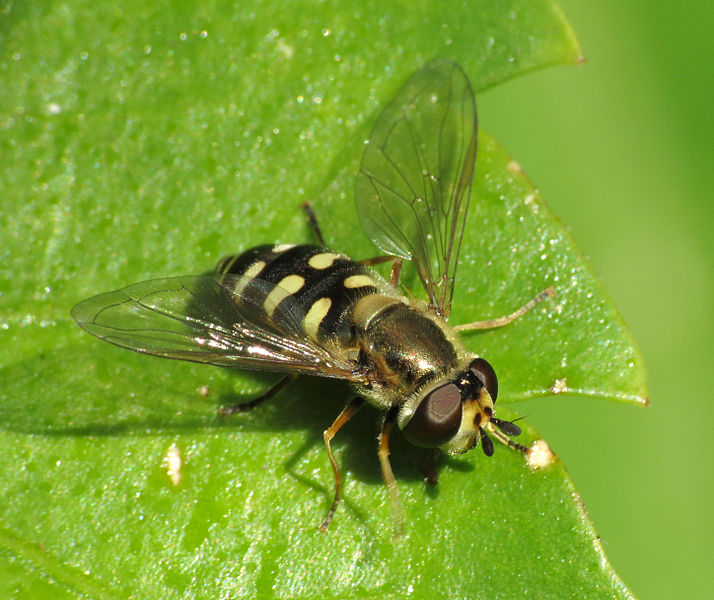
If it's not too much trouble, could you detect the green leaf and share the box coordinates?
[0,0,643,598]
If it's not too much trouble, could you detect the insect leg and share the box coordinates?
[453,287,555,332]
[360,255,403,286]
[487,423,530,454]
[388,258,403,287]
[319,397,366,531]
[419,447,440,486]
[301,202,327,247]
[378,405,406,537]
[219,374,297,416]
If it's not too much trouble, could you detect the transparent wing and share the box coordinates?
[355,58,478,318]
[71,274,364,381]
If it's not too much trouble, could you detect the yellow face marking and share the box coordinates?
[343,274,375,289]
[440,387,493,455]
[303,297,332,339]
[229,260,266,297]
[264,274,305,317]
[308,252,341,270]
[272,243,296,253]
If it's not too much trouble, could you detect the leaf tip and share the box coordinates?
[549,1,587,66]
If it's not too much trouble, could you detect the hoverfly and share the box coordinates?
[72,59,553,532]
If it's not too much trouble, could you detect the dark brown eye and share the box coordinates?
[402,383,462,447]
[469,358,498,402]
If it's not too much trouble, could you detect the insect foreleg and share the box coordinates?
[219,374,297,416]
[454,286,555,332]
[419,447,441,486]
[487,422,530,455]
[378,405,406,538]
[319,397,366,532]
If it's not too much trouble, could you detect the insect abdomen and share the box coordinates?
[216,244,381,344]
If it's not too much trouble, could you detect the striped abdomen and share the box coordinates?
[216,243,460,405]
[216,244,382,347]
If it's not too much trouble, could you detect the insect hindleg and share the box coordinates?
[454,287,555,332]
[378,405,406,537]
[301,202,405,284]
[319,397,366,531]
[219,374,297,416]
[301,202,327,247]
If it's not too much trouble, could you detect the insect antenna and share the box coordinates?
[479,428,494,456]
[491,417,522,437]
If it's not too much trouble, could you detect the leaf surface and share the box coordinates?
[0,1,642,598]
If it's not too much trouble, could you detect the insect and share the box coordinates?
[72,59,553,532]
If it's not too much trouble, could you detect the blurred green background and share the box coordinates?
[479,1,712,598]
[1,0,711,598]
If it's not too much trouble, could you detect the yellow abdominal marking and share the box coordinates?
[308,252,341,270]
[272,243,296,253]
[231,260,266,296]
[303,297,332,339]
[245,260,267,278]
[343,274,375,289]
[264,274,305,317]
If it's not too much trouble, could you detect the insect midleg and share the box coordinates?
[388,258,402,287]
[378,405,406,538]
[301,202,327,247]
[359,255,403,286]
[219,374,297,416]
[319,397,366,532]
[300,202,406,285]
[453,286,556,332]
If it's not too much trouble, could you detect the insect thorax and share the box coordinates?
[350,294,459,407]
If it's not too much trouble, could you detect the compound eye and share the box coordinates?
[402,383,463,447]
[469,358,498,402]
